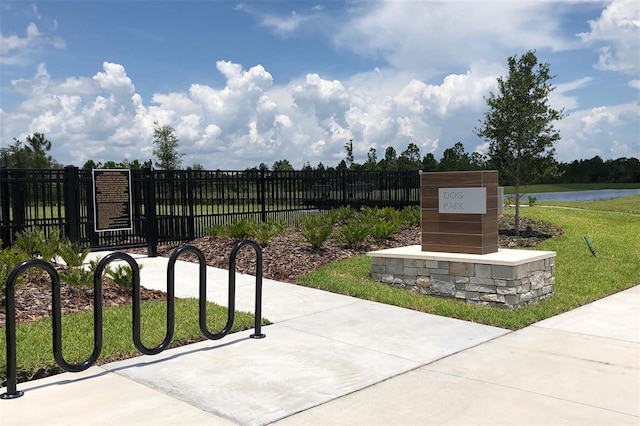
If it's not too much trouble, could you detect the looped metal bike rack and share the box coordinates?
[1,240,265,400]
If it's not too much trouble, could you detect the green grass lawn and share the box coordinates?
[299,195,640,330]
[503,182,640,194]
[1,298,267,386]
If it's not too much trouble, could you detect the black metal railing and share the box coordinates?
[1,240,265,400]
[0,167,421,252]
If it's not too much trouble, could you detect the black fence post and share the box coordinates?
[11,170,26,237]
[143,167,158,257]
[341,169,348,205]
[259,169,267,223]
[186,170,195,239]
[0,167,10,246]
[63,165,81,243]
[404,171,410,204]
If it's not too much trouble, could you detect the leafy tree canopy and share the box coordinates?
[152,122,184,170]
[475,50,564,235]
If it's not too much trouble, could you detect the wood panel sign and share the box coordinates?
[421,170,498,255]
[92,169,133,232]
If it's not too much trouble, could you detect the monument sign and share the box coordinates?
[421,170,498,254]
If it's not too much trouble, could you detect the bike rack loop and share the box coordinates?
[2,240,265,400]
[0,253,141,400]
[228,240,265,340]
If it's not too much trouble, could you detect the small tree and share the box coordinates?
[272,159,294,171]
[344,139,354,169]
[439,142,471,171]
[476,50,564,236]
[398,142,421,170]
[1,133,58,168]
[152,122,184,170]
[364,147,378,170]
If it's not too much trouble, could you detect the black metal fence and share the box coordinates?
[0,167,420,252]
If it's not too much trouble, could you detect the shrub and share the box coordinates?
[369,220,399,243]
[13,227,46,257]
[299,215,334,250]
[0,247,30,294]
[224,218,254,240]
[528,196,537,207]
[106,264,142,288]
[378,207,402,225]
[251,221,280,247]
[335,220,370,247]
[399,206,420,227]
[332,206,357,224]
[205,224,226,237]
[57,239,91,268]
[13,226,61,262]
[60,267,93,287]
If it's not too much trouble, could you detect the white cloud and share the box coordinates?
[235,3,320,37]
[335,1,577,74]
[556,102,640,160]
[1,60,505,169]
[550,77,594,111]
[579,0,640,75]
[0,22,66,64]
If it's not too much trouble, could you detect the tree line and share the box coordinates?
[4,129,636,184]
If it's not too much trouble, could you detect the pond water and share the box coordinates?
[512,188,640,202]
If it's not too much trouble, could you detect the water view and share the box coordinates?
[517,188,640,202]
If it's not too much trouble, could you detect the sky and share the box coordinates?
[0,0,639,170]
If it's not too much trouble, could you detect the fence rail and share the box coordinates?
[1,167,420,252]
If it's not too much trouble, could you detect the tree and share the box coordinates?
[152,123,184,169]
[475,50,564,236]
[469,152,488,170]
[421,153,438,171]
[439,142,471,171]
[24,133,57,168]
[272,159,294,171]
[1,139,30,168]
[82,159,102,169]
[398,142,421,170]
[344,139,354,169]
[378,146,397,170]
[364,147,378,170]
[1,133,58,168]
[187,163,205,171]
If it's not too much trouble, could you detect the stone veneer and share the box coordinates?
[369,246,556,309]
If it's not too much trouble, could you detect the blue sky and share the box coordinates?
[1,0,638,170]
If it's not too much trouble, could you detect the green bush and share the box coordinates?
[57,239,91,268]
[13,227,46,257]
[399,206,420,226]
[335,220,370,247]
[528,196,537,206]
[251,222,280,246]
[0,247,30,294]
[224,218,255,240]
[369,221,399,242]
[106,264,142,288]
[205,224,226,237]
[60,267,93,287]
[13,226,61,262]
[299,215,334,250]
[332,206,357,224]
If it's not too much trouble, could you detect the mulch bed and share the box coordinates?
[1,216,563,327]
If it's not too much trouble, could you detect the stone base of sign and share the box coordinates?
[368,245,556,309]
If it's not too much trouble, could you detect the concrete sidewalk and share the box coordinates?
[1,252,638,425]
